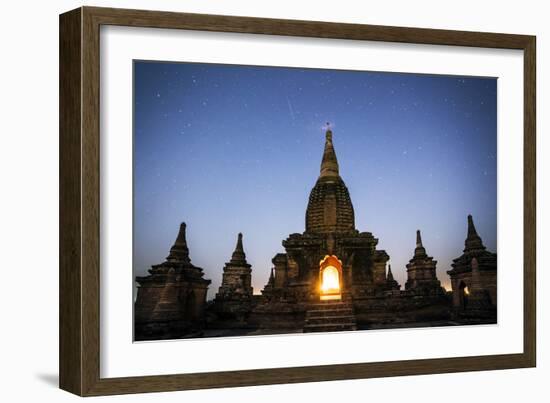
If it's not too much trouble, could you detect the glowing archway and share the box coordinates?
[458,281,469,310]
[321,266,339,293]
[319,255,342,301]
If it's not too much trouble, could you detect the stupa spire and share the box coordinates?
[464,214,485,251]
[387,264,395,281]
[414,230,427,257]
[230,232,247,265]
[467,215,478,237]
[385,263,400,291]
[166,222,191,263]
[320,123,340,178]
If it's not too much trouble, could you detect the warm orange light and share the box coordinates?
[320,294,341,301]
[321,266,340,294]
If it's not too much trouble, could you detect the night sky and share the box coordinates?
[133,61,497,298]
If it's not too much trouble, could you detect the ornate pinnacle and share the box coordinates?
[320,126,339,178]
[467,215,478,237]
[387,264,395,281]
[414,230,427,257]
[464,214,485,252]
[230,232,248,265]
[166,222,191,263]
[326,125,333,142]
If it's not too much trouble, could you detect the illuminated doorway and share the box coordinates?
[319,255,342,301]
[459,281,469,309]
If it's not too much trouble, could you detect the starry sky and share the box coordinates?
[133,60,497,299]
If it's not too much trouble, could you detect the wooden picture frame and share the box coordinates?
[59,6,536,396]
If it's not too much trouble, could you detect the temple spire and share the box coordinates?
[166,222,191,263]
[320,124,340,178]
[414,230,427,257]
[387,264,395,281]
[464,214,485,251]
[386,263,400,290]
[230,232,247,265]
[467,215,478,237]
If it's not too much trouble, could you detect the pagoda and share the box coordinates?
[213,233,253,321]
[134,223,211,340]
[405,230,444,295]
[447,215,497,313]
[262,126,391,304]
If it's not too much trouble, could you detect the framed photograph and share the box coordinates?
[59,6,536,396]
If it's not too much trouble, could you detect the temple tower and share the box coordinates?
[214,233,254,320]
[305,127,355,234]
[447,215,497,314]
[134,223,211,340]
[262,126,388,305]
[405,230,444,295]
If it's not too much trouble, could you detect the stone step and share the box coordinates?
[306,312,356,319]
[303,299,358,332]
[307,304,353,310]
[305,315,357,326]
[303,322,357,332]
[308,302,353,310]
[306,308,354,318]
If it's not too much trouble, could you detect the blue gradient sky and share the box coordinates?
[133,61,497,298]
